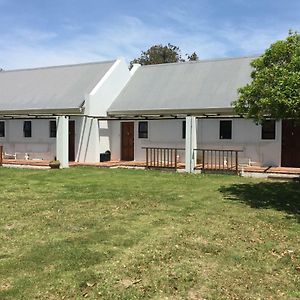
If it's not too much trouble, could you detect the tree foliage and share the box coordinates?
[130,44,198,68]
[233,31,300,122]
[187,52,199,61]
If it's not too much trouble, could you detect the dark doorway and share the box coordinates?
[69,120,75,162]
[281,120,300,167]
[121,122,134,161]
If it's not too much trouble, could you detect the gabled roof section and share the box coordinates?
[108,56,256,115]
[0,60,116,113]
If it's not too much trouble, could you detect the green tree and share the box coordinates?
[130,44,185,68]
[233,31,300,123]
[187,52,199,61]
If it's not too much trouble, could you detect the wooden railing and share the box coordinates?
[194,149,242,174]
[143,147,242,174]
[0,145,3,166]
[143,147,184,170]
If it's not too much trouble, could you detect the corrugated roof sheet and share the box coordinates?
[108,56,255,115]
[0,60,115,112]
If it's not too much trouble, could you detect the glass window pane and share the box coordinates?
[138,121,148,138]
[262,120,275,139]
[220,120,232,139]
[23,121,32,138]
[0,121,5,137]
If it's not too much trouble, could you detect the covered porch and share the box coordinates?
[1,156,300,180]
[106,114,256,174]
[0,113,80,168]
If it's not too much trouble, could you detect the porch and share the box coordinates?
[2,156,300,179]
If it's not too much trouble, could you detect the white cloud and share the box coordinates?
[0,11,297,70]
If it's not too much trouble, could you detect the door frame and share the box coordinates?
[121,122,134,161]
[68,120,75,162]
[281,119,300,167]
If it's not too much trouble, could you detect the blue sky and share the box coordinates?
[0,0,299,69]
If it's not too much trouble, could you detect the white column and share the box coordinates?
[56,116,69,168]
[185,116,197,173]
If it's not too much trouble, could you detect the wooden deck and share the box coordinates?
[2,159,51,167]
[69,161,147,168]
[2,159,300,177]
[242,166,300,175]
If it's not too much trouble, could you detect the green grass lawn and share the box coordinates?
[0,168,299,299]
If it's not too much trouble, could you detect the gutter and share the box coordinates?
[0,107,83,116]
[107,107,235,117]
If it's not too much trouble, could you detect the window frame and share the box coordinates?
[219,120,232,140]
[182,120,186,139]
[0,121,5,138]
[138,121,148,139]
[23,121,32,138]
[261,120,276,140]
[49,120,57,138]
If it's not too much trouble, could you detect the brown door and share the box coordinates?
[121,122,134,161]
[69,120,75,162]
[281,120,300,167]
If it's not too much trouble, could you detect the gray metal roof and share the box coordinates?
[0,60,115,113]
[108,56,255,115]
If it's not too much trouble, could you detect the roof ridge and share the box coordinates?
[1,60,117,73]
[139,55,259,69]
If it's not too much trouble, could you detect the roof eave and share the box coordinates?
[107,107,235,117]
[0,107,83,116]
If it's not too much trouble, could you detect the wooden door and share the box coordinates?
[121,122,134,161]
[281,120,300,167]
[69,120,75,162]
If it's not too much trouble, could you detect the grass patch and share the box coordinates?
[0,167,299,299]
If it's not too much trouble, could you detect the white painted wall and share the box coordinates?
[198,118,282,166]
[0,117,281,166]
[85,58,131,116]
[109,119,282,167]
[76,117,101,162]
[0,119,56,160]
[76,58,131,163]
[0,116,84,162]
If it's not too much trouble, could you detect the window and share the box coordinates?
[0,121,5,137]
[49,120,57,138]
[182,121,186,139]
[262,120,275,140]
[23,121,32,138]
[219,120,232,139]
[138,121,148,138]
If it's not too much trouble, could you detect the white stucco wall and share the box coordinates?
[198,118,282,166]
[85,59,131,116]
[75,58,131,163]
[0,116,84,161]
[109,119,282,167]
[0,117,282,166]
[0,119,57,160]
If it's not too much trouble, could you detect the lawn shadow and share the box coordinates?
[219,181,300,222]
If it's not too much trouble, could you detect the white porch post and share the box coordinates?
[185,116,197,173]
[56,116,69,168]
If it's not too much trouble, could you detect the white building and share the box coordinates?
[0,56,299,169]
[0,59,131,167]
[108,57,294,168]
